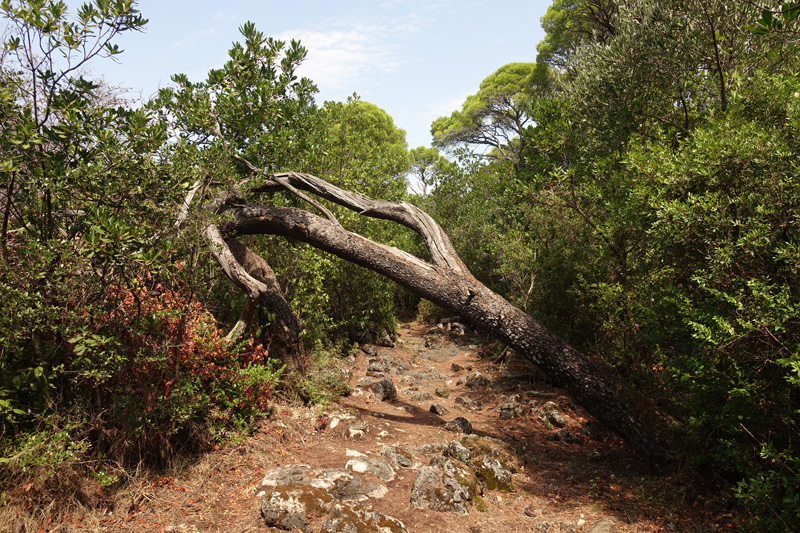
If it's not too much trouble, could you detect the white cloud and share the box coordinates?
[277,16,422,93]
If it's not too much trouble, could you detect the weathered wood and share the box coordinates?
[215,189,667,462]
[204,223,305,374]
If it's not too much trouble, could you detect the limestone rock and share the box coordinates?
[465,371,490,388]
[500,393,528,420]
[380,445,414,468]
[410,456,478,515]
[434,387,450,398]
[476,456,514,492]
[547,429,581,444]
[345,457,395,482]
[444,416,472,434]
[372,378,397,402]
[430,402,448,416]
[260,483,332,531]
[444,441,471,463]
[320,503,407,533]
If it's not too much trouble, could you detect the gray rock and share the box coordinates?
[444,416,473,434]
[430,402,448,416]
[587,518,620,533]
[380,445,414,468]
[410,456,478,515]
[260,483,332,531]
[541,402,567,428]
[367,357,391,377]
[500,394,528,420]
[372,378,397,401]
[444,441,471,462]
[376,334,395,348]
[476,456,514,492]
[310,468,387,501]
[409,391,433,402]
[390,358,410,375]
[360,345,378,356]
[434,387,450,398]
[260,465,312,487]
[346,457,395,482]
[465,371,490,388]
[321,503,407,533]
[450,363,464,372]
[415,442,447,455]
[454,396,479,410]
[547,429,581,444]
[347,420,368,439]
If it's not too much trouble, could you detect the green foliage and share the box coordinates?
[426,2,800,527]
[431,62,541,169]
[537,0,617,72]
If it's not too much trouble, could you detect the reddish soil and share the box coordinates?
[73,322,737,532]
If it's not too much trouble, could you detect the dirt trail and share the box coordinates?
[91,322,734,532]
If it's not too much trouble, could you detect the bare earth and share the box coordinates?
[78,322,736,533]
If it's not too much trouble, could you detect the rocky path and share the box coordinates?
[102,322,734,533]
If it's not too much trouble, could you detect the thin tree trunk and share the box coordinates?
[204,223,305,374]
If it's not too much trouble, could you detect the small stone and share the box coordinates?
[409,391,433,402]
[373,378,397,401]
[434,387,450,398]
[451,363,464,372]
[465,371,490,388]
[380,445,414,468]
[444,416,472,434]
[547,429,581,444]
[500,393,528,420]
[377,335,395,347]
[361,345,378,356]
[348,420,368,440]
[454,396,478,410]
[430,402,448,416]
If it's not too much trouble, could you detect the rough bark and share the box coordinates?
[212,172,667,463]
[204,223,305,374]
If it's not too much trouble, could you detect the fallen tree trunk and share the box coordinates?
[214,171,667,462]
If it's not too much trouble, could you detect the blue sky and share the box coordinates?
[75,1,552,149]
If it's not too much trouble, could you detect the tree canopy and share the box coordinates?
[2,0,800,530]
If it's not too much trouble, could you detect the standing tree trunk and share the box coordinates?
[211,170,667,462]
[204,223,305,374]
